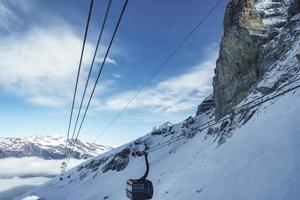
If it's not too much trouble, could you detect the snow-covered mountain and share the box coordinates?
[20,0,300,199]
[0,135,112,159]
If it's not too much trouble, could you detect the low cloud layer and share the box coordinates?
[0,157,84,199]
[0,157,82,179]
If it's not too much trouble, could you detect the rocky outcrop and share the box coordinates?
[213,0,267,119]
[151,121,173,136]
[102,148,131,172]
[196,95,215,116]
[290,0,300,16]
[212,0,294,119]
[255,0,289,28]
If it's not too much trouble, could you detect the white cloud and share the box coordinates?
[0,0,33,31]
[111,73,123,79]
[0,24,115,107]
[0,157,82,180]
[0,1,19,31]
[96,56,117,66]
[0,0,118,108]
[103,51,217,113]
[0,157,83,199]
[0,0,215,116]
[0,177,47,200]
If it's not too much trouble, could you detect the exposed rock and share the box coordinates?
[151,121,173,136]
[241,109,256,125]
[255,0,289,28]
[256,72,291,94]
[212,0,293,119]
[102,148,131,172]
[290,0,300,16]
[206,128,214,136]
[196,95,215,116]
[89,157,109,170]
[213,0,266,119]
[224,0,263,29]
[182,116,195,130]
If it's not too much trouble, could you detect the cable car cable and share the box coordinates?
[60,0,94,180]
[66,0,129,166]
[121,80,300,166]
[116,76,300,163]
[146,78,300,154]
[64,77,300,182]
[93,0,224,142]
[69,0,112,152]
[66,0,94,144]
[124,77,300,199]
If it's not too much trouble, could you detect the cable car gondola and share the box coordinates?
[126,152,153,200]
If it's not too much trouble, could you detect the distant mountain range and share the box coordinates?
[20,0,300,199]
[0,135,112,159]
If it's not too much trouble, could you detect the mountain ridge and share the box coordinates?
[0,135,112,159]
[20,0,300,199]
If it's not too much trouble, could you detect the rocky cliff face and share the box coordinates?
[21,1,300,199]
[213,0,295,119]
[290,0,300,16]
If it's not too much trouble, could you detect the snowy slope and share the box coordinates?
[19,1,300,199]
[20,38,300,200]
[255,0,290,27]
[0,135,112,159]
[18,83,300,200]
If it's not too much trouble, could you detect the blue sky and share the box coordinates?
[0,0,228,147]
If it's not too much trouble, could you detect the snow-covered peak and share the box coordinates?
[18,0,300,199]
[151,121,173,135]
[0,135,112,159]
